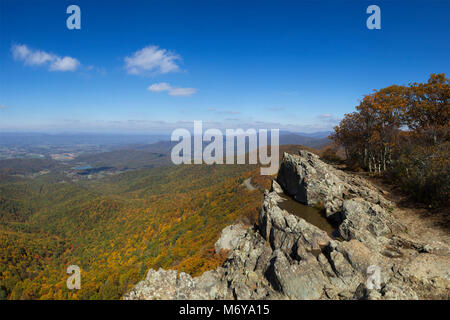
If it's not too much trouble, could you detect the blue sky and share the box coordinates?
[1,0,449,133]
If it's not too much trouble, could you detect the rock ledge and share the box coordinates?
[124,150,450,300]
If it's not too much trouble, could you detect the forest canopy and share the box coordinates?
[331,73,449,206]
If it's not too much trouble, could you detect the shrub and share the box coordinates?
[387,141,450,207]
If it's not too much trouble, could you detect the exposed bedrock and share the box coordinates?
[124,150,450,300]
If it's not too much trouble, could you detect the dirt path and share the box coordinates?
[362,174,450,247]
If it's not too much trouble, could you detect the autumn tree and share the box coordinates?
[331,85,407,172]
[404,73,450,144]
[331,73,449,206]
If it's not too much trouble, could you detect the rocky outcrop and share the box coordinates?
[276,151,392,221]
[124,268,226,300]
[214,224,247,253]
[125,150,450,300]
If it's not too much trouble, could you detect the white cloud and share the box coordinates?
[148,82,172,92]
[168,87,197,96]
[11,44,80,72]
[0,105,7,109]
[125,45,181,75]
[49,56,80,71]
[147,82,196,97]
[12,44,31,60]
[22,49,53,65]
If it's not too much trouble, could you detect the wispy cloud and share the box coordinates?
[148,82,197,97]
[318,113,333,119]
[125,45,181,75]
[223,110,241,115]
[267,106,286,111]
[0,117,340,134]
[208,108,241,115]
[169,87,197,96]
[148,82,172,92]
[0,105,7,109]
[85,65,107,76]
[11,44,80,72]
[317,113,341,125]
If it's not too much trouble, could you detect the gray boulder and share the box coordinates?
[276,151,392,221]
[266,249,326,299]
[214,223,247,253]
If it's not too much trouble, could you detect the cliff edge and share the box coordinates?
[124,150,450,300]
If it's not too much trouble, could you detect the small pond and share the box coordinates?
[277,195,338,238]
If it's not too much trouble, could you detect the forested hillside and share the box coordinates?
[0,152,279,299]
